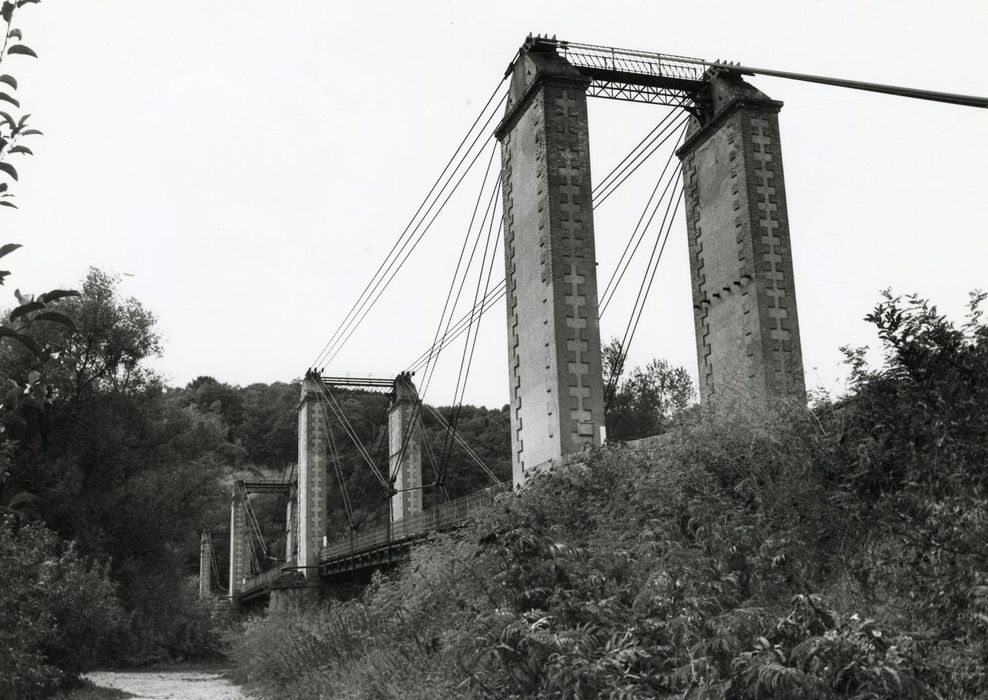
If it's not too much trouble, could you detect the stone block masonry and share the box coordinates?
[678,72,805,407]
[496,48,606,486]
[297,372,328,584]
[389,372,423,521]
[199,532,211,599]
[228,491,247,596]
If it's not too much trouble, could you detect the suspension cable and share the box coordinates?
[426,404,501,485]
[438,189,503,480]
[312,79,508,368]
[592,114,687,209]
[592,108,678,198]
[600,123,688,315]
[406,280,507,373]
[323,417,354,523]
[605,172,685,409]
[317,93,508,369]
[403,112,686,375]
[395,151,502,481]
[316,383,389,490]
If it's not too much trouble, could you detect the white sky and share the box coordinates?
[3,0,986,408]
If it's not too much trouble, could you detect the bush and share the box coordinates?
[0,518,125,699]
[229,291,987,698]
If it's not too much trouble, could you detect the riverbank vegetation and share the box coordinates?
[229,291,988,698]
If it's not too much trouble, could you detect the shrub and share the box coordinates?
[0,518,125,699]
[229,292,986,698]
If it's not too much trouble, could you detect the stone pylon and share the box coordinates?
[678,71,805,407]
[228,488,247,597]
[297,371,328,585]
[389,372,423,522]
[495,45,606,486]
[284,484,297,566]
[199,531,212,599]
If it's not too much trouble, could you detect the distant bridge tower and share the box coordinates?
[199,531,213,599]
[228,488,248,597]
[678,71,805,404]
[297,371,328,586]
[389,372,423,521]
[495,45,607,486]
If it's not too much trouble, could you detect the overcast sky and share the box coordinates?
[3,0,986,408]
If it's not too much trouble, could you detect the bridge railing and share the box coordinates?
[321,484,507,563]
[238,563,291,598]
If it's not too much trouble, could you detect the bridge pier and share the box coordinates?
[495,45,607,486]
[297,371,328,586]
[228,488,248,598]
[389,372,422,521]
[677,72,805,406]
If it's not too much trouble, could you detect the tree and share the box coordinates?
[1,269,236,661]
[603,336,695,441]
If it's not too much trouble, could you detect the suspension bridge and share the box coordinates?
[197,35,987,607]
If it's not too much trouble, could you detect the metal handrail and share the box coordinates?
[321,484,508,562]
[239,563,291,596]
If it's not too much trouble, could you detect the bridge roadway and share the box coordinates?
[237,484,507,603]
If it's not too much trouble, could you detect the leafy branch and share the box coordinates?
[0,0,41,208]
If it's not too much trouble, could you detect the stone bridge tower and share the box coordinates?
[678,72,805,405]
[495,46,607,486]
[496,38,805,485]
[389,372,423,522]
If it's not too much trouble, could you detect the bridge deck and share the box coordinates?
[320,485,507,576]
[237,484,506,600]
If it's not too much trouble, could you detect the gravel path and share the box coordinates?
[84,669,248,699]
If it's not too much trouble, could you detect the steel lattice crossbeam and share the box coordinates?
[239,480,293,495]
[321,376,396,396]
[522,36,709,114]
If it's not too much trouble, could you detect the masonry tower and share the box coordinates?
[389,372,423,521]
[495,44,607,486]
[678,71,804,404]
[496,37,806,483]
[297,371,328,585]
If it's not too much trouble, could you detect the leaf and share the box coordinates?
[7,28,20,41]
[9,299,43,320]
[5,491,36,509]
[0,200,16,208]
[18,128,41,136]
[0,92,18,108]
[0,2,11,23]
[33,311,76,331]
[0,161,17,180]
[0,242,21,258]
[8,145,31,155]
[26,369,38,383]
[0,326,41,355]
[37,289,79,303]
[7,45,38,59]
[0,110,13,128]
[0,75,15,90]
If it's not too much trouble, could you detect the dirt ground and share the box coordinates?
[82,669,248,699]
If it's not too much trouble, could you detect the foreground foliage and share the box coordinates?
[0,519,124,699]
[231,292,987,699]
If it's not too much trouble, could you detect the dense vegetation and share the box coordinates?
[230,292,988,699]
